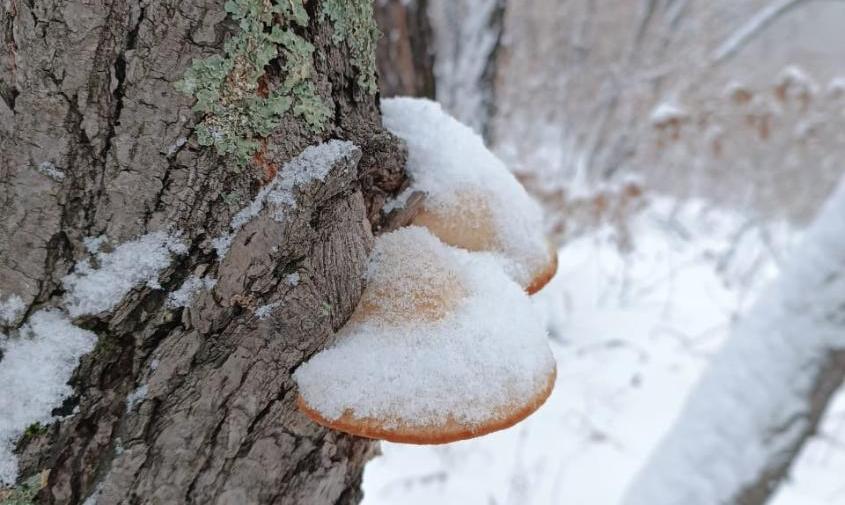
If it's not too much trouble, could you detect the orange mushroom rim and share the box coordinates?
[295,242,559,444]
[296,367,557,445]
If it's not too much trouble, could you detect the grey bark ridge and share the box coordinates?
[1,0,407,503]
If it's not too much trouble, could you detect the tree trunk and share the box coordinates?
[427,0,505,138]
[374,0,436,99]
[0,1,406,504]
[621,177,845,505]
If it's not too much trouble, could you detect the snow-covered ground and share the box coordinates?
[361,195,845,504]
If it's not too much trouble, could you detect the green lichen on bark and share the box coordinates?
[321,0,380,94]
[176,0,331,166]
[20,423,48,444]
[0,473,43,505]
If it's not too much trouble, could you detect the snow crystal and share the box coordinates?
[35,161,65,181]
[381,98,550,289]
[125,384,148,412]
[166,275,216,308]
[827,76,845,96]
[63,231,187,318]
[776,65,818,96]
[381,187,414,214]
[255,302,280,320]
[650,101,688,125]
[166,136,187,156]
[723,80,752,100]
[213,140,358,255]
[295,226,555,428]
[0,295,24,325]
[83,235,107,254]
[0,310,97,484]
[622,179,845,505]
[82,482,103,505]
[210,235,235,256]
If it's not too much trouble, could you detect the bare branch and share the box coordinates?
[711,0,810,63]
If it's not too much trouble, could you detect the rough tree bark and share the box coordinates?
[0,0,406,504]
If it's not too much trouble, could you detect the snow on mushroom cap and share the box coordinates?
[294,226,555,429]
[381,97,551,289]
[352,226,467,324]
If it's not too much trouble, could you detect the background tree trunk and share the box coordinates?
[621,177,845,505]
[374,0,436,99]
[0,0,406,503]
[427,0,505,139]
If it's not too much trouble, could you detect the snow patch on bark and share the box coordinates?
[83,235,107,254]
[35,161,65,181]
[125,384,149,413]
[63,231,188,317]
[212,140,358,255]
[255,302,280,320]
[0,295,25,325]
[166,275,217,308]
[0,310,97,485]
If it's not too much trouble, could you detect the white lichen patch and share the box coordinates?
[294,226,555,428]
[381,98,550,289]
[0,310,97,484]
[63,231,188,317]
[213,140,358,255]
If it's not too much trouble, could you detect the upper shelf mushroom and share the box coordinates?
[294,226,556,444]
[381,97,557,294]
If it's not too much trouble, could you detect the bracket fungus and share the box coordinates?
[294,98,559,444]
[381,97,557,294]
[295,227,556,444]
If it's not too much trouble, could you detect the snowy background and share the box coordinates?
[363,199,844,505]
[363,1,845,504]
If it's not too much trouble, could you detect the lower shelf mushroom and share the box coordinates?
[294,226,557,444]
